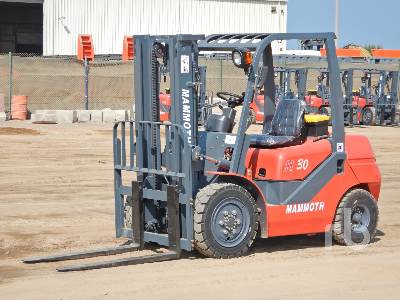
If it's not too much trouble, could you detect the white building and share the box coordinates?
[0,0,288,56]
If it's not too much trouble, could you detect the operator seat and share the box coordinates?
[249,99,307,148]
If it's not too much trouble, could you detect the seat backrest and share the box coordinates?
[270,99,305,137]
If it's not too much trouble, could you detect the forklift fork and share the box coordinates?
[23,183,181,272]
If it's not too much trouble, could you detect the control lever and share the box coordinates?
[191,146,231,170]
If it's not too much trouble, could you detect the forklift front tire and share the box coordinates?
[194,183,258,258]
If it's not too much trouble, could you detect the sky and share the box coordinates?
[287,0,400,49]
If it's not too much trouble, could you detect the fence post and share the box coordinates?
[8,52,13,115]
[84,57,89,110]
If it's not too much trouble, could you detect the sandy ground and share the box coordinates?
[0,121,399,299]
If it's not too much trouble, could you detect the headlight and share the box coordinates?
[232,50,243,68]
[232,48,252,69]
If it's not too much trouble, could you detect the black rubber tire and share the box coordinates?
[361,107,376,126]
[333,189,379,246]
[194,183,258,258]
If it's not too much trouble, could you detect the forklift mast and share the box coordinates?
[389,71,399,124]
[389,72,399,111]
[342,69,355,125]
[115,35,205,251]
[360,71,373,100]
[273,67,307,102]
[295,68,308,100]
[375,70,399,124]
[317,70,330,100]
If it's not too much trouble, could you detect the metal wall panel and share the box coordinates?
[43,0,287,56]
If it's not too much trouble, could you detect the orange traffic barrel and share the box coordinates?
[11,95,28,120]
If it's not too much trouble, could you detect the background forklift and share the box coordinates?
[354,69,399,125]
[249,67,308,124]
[304,69,331,115]
[24,33,381,271]
[341,69,356,125]
[372,70,398,125]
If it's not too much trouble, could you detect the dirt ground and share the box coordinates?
[0,121,399,299]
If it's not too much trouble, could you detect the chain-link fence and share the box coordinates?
[0,53,399,113]
[0,53,10,112]
[0,53,250,113]
[0,53,134,112]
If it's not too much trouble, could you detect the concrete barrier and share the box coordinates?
[115,110,129,122]
[31,110,77,124]
[102,110,116,123]
[30,109,129,124]
[0,112,7,122]
[31,110,58,124]
[77,110,91,123]
[91,110,103,123]
[56,110,78,124]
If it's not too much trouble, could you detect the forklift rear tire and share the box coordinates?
[333,189,379,246]
[361,107,376,126]
[194,183,258,258]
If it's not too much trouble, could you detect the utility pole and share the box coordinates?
[335,0,339,47]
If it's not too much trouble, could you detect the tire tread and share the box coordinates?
[194,183,258,258]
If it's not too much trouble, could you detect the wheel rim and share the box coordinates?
[211,197,250,248]
[351,204,371,233]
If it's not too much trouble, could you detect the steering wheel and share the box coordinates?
[216,92,244,108]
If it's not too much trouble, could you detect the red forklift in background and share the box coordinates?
[249,67,308,124]
[305,70,331,116]
[353,71,375,125]
[353,70,399,125]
